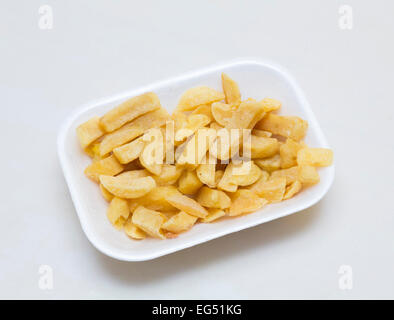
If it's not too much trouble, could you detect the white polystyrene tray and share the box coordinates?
[57,59,334,261]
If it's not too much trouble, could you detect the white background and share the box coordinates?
[1,0,393,299]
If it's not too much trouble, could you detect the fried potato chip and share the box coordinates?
[298,165,320,185]
[166,193,208,218]
[191,104,213,121]
[229,189,268,216]
[116,169,149,179]
[124,217,146,240]
[210,121,224,131]
[252,129,272,138]
[84,154,124,182]
[176,128,215,165]
[226,100,265,129]
[99,175,156,199]
[270,166,298,185]
[139,186,181,212]
[260,98,282,112]
[99,183,113,202]
[248,176,286,202]
[175,114,211,141]
[178,170,203,195]
[211,102,236,126]
[196,163,216,187]
[247,169,270,189]
[254,154,281,173]
[107,197,130,229]
[246,135,279,159]
[132,206,167,239]
[139,151,162,176]
[230,161,262,186]
[283,180,302,200]
[113,136,145,164]
[162,211,198,233]
[200,208,226,223]
[177,86,225,111]
[197,187,231,209]
[255,113,308,141]
[217,163,238,192]
[99,108,170,156]
[84,142,102,161]
[152,164,183,186]
[280,138,303,169]
[297,148,333,167]
[221,73,241,105]
[100,92,161,132]
[76,116,105,149]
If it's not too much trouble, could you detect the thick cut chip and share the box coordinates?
[249,177,286,202]
[175,114,211,141]
[283,180,302,200]
[178,170,203,195]
[113,136,145,164]
[116,169,149,180]
[298,165,320,185]
[252,129,272,138]
[246,135,279,159]
[99,183,113,202]
[139,186,181,212]
[261,98,282,112]
[139,150,162,176]
[280,139,302,169]
[191,104,213,121]
[221,73,241,105]
[230,161,262,186]
[162,211,198,233]
[214,170,224,186]
[209,127,242,161]
[100,92,161,132]
[177,86,225,111]
[124,217,146,240]
[226,100,265,129]
[255,114,308,141]
[99,175,156,199]
[84,155,124,182]
[196,163,216,187]
[201,208,226,223]
[210,121,224,131]
[99,108,170,156]
[107,197,130,229]
[211,102,235,127]
[166,193,208,218]
[128,199,140,213]
[217,163,238,192]
[176,128,215,165]
[247,170,270,189]
[254,154,281,173]
[171,111,188,134]
[229,189,268,216]
[84,142,102,161]
[197,187,231,209]
[153,164,183,186]
[132,206,167,239]
[76,116,105,149]
[297,148,333,167]
[270,166,298,185]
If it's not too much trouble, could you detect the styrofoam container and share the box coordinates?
[57,59,334,261]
